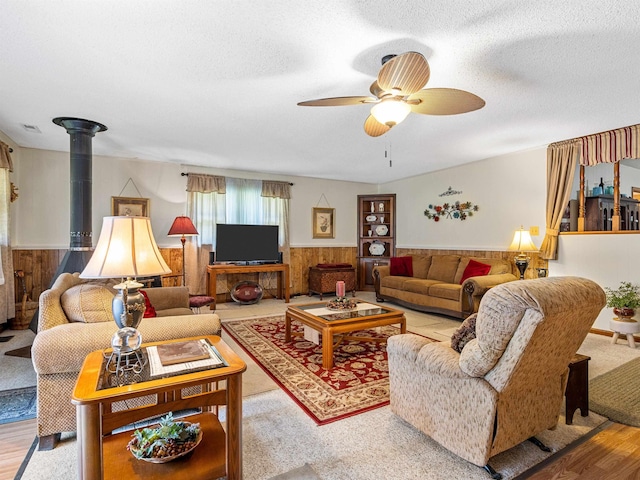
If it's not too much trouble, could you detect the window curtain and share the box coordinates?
[185,174,226,294]
[540,141,579,260]
[541,123,640,259]
[261,180,291,263]
[226,178,262,223]
[578,124,640,166]
[0,142,14,323]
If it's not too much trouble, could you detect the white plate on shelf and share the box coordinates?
[375,224,388,236]
[365,214,377,222]
[369,242,385,256]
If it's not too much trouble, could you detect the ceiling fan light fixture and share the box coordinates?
[371,98,411,127]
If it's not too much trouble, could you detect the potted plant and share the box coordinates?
[605,281,640,320]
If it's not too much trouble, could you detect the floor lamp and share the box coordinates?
[168,216,199,287]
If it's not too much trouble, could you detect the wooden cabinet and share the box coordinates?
[357,194,396,290]
[584,195,640,231]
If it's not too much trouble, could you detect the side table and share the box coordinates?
[308,266,356,299]
[565,353,590,425]
[72,335,246,480]
[610,318,640,348]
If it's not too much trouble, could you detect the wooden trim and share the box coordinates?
[590,327,640,342]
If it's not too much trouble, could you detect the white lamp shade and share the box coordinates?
[80,216,172,278]
[508,227,538,253]
[371,98,411,126]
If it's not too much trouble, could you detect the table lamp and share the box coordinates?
[81,216,171,377]
[507,226,538,280]
[168,216,199,287]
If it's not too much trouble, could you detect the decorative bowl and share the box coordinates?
[326,297,358,311]
[127,416,202,463]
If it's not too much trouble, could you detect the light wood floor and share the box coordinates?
[2,419,640,479]
[0,418,36,480]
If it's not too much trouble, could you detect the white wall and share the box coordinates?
[10,139,640,333]
[10,147,375,249]
[379,147,548,250]
[552,234,640,330]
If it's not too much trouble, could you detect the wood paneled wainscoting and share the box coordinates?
[11,247,359,306]
[11,248,185,306]
[289,247,357,296]
[11,246,545,307]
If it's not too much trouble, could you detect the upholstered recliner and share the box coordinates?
[387,276,605,478]
[31,272,222,449]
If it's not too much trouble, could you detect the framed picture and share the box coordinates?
[312,207,335,239]
[111,196,150,217]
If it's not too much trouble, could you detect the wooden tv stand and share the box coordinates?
[206,263,290,303]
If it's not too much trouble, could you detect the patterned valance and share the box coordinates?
[261,181,291,199]
[0,142,13,171]
[186,174,226,193]
[549,123,640,166]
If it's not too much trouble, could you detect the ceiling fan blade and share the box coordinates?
[297,96,376,107]
[369,81,384,98]
[407,88,485,115]
[364,115,391,137]
[377,52,430,96]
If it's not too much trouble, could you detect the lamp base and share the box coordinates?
[105,328,146,386]
[514,256,529,280]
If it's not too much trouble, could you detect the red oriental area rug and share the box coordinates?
[223,315,425,425]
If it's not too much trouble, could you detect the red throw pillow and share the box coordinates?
[390,256,413,277]
[460,259,492,284]
[139,290,157,318]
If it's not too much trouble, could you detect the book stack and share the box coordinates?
[147,339,226,377]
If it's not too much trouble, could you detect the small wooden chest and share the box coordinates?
[308,266,356,299]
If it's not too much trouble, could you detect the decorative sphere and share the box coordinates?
[111,327,142,354]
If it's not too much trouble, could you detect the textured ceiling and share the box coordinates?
[2,1,640,183]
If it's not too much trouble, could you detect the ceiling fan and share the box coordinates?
[298,51,485,137]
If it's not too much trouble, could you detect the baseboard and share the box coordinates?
[589,327,639,342]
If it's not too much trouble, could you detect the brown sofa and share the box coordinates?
[373,255,517,318]
[31,272,221,449]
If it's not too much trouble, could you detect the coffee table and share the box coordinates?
[285,300,406,369]
[71,335,246,480]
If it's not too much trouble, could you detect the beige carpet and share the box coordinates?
[17,387,607,480]
[0,328,35,391]
[590,356,640,427]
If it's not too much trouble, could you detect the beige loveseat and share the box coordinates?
[31,272,222,449]
[387,277,605,476]
[373,255,518,318]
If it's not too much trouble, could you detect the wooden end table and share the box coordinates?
[565,353,590,425]
[72,335,246,480]
[285,300,406,369]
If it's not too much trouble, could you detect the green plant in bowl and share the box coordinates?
[127,412,202,463]
[605,281,640,319]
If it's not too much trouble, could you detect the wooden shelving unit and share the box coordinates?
[356,194,396,290]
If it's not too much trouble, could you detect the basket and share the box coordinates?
[10,300,38,330]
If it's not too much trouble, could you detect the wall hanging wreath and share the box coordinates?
[424,201,479,221]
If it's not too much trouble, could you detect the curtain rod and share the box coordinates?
[180,172,293,185]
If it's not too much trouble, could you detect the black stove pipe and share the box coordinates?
[29,117,107,332]
[53,117,107,250]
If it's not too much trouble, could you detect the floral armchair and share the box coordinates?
[387,276,605,478]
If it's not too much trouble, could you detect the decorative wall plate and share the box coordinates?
[365,214,377,222]
[369,242,385,256]
[375,224,388,236]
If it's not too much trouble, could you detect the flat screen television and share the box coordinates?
[215,224,280,264]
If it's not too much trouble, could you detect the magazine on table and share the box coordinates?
[147,338,227,377]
